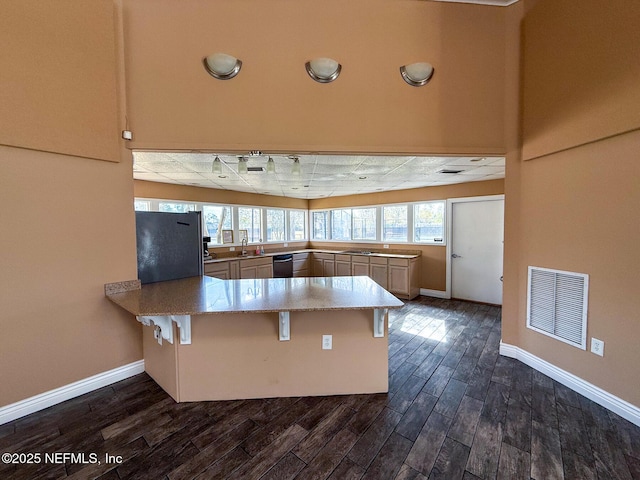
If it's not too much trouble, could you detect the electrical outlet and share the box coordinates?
[322,335,332,350]
[591,338,604,357]
[229,247,235,251]
[284,243,288,247]
[383,244,390,249]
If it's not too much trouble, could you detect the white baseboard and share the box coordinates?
[420,288,450,299]
[500,342,640,427]
[0,360,145,425]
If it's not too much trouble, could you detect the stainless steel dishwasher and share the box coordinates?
[273,254,293,278]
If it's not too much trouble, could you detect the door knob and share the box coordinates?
[451,253,462,258]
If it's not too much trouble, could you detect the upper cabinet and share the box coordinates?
[121,0,507,155]
[0,0,122,162]
[521,0,640,161]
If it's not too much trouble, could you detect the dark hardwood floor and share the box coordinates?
[1,297,639,479]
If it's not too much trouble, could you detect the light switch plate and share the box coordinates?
[322,335,332,350]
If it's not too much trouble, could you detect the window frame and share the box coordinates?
[135,197,308,246]
[308,199,447,245]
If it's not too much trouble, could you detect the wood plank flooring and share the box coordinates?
[1,297,639,479]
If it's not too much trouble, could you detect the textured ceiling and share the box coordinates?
[133,152,505,199]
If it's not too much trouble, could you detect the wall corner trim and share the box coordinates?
[0,360,145,425]
[500,342,640,427]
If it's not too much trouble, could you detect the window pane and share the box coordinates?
[414,201,445,243]
[352,208,376,240]
[202,205,232,244]
[158,202,194,213]
[289,210,306,240]
[134,200,150,211]
[331,209,351,241]
[266,209,285,242]
[312,211,328,240]
[238,207,262,242]
[383,205,408,242]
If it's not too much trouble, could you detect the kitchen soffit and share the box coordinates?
[133,152,505,199]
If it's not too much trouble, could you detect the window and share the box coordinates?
[266,209,285,242]
[158,201,195,213]
[312,211,329,240]
[202,205,232,244]
[383,205,408,242]
[289,210,306,241]
[331,209,351,241]
[352,208,376,240]
[238,207,262,242]
[414,201,445,243]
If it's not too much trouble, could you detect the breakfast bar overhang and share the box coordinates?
[106,275,403,402]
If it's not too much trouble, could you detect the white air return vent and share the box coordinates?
[527,266,589,349]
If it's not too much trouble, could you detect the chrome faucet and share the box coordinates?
[241,237,248,256]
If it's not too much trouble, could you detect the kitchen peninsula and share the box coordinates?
[106,275,403,402]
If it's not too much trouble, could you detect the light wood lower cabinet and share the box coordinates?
[335,254,351,276]
[388,257,420,299]
[351,256,370,276]
[293,253,310,277]
[313,253,335,277]
[240,257,273,279]
[229,260,240,279]
[369,256,388,289]
[204,262,230,279]
[208,251,419,299]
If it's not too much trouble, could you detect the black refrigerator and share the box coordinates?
[135,211,203,284]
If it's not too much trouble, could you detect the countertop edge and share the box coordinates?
[106,275,404,317]
[204,248,421,264]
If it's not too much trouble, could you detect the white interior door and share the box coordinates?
[450,198,504,304]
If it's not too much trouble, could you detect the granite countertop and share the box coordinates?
[106,275,404,317]
[204,248,420,264]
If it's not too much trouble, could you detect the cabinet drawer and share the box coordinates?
[351,256,370,264]
[335,254,351,262]
[240,257,272,268]
[204,262,230,279]
[370,256,388,265]
[389,258,410,267]
[314,253,334,260]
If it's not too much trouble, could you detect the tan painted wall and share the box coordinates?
[122,0,507,155]
[521,0,640,161]
[500,1,528,348]
[134,180,308,210]
[145,310,388,402]
[0,0,121,163]
[0,146,141,406]
[0,0,141,408]
[308,179,504,210]
[503,0,640,406]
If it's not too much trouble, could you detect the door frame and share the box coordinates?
[445,194,505,300]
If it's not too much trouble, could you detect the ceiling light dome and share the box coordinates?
[203,53,242,80]
[305,57,341,83]
[400,62,435,87]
